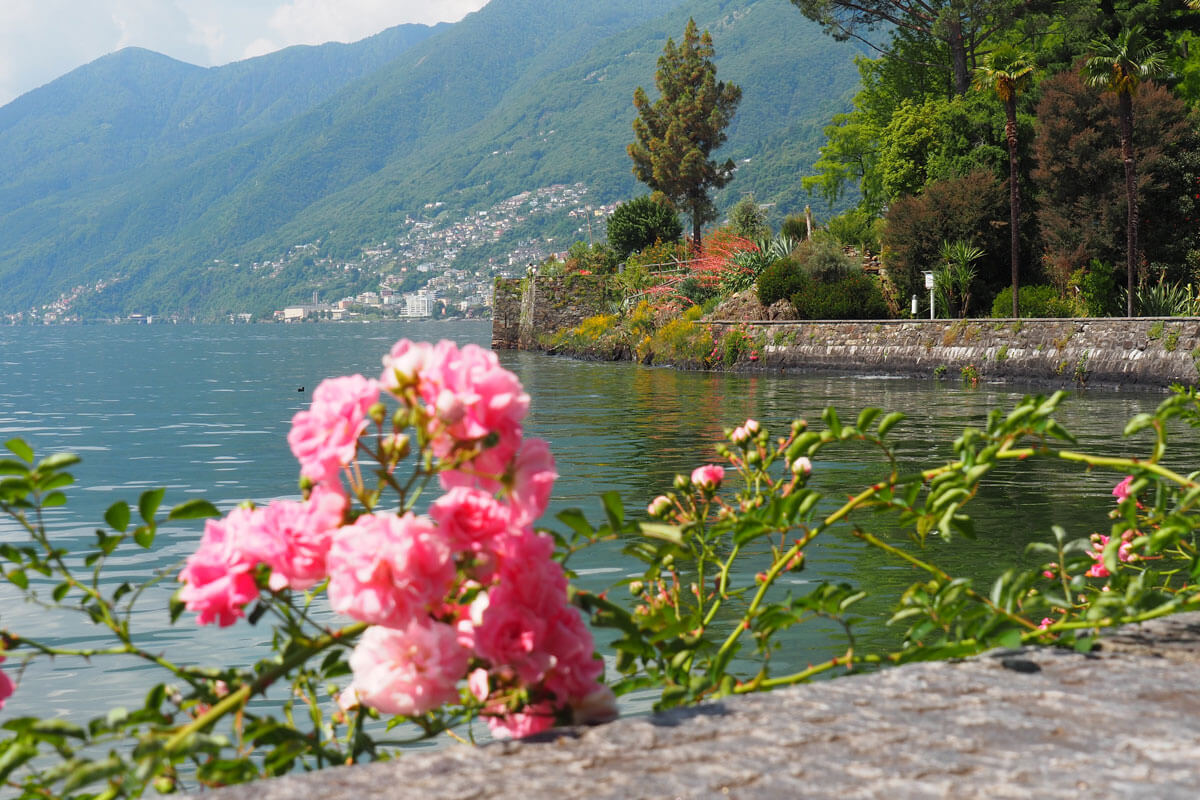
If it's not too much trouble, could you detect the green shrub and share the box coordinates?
[1068,260,1120,316]
[756,257,807,306]
[791,273,890,320]
[796,234,856,283]
[607,196,684,260]
[826,208,881,253]
[990,285,1077,318]
[781,213,809,242]
[728,194,771,239]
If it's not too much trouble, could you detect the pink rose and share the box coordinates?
[468,668,490,702]
[1112,475,1134,502]
[179,506,262,627]
[647,495,672,517]
[287,374,380,483]
[541,607,604,703]
[691,464,725,491]
[429,486,513,554]
[251,485,346,591]
[0,656,13,711]
[486,702,557,740]
[381,339,435,393]
[327,512,454,628]
[347,621,469,716]
[505,437,557,525]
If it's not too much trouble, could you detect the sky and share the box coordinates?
[0,0,492,107]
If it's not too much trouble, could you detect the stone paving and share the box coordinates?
[198,613,1200,799]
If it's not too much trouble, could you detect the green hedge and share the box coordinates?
[990,285,1078,318]
[791,273,889,320]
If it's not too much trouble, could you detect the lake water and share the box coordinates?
[0,320,1172,729]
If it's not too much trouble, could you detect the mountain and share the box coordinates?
[0,0,863,319]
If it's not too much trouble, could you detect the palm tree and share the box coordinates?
[1083,26,1166,317]
[975,45,1033,318]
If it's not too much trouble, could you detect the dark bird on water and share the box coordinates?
[298,386,305,392]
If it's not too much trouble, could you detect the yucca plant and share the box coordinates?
[935,240,983,318]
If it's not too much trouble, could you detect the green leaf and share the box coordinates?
[133,526,155,549]
[52,581,71,602]
[601,491,625,530]
[640,523,683,545]
[995,628,1022,650]
[62,755,125,792]
[1123,413,1155,437]
[0,459,29,476]
[41,491,67,508]
[30,719,86,739]
[6,569,27,590]
[855,407,881,431]
[876,411,905,438]
[36,453,81,472]
[822,406,842,437]
[105,501,131,533]
[168,498,221,521]
[0,741,38,783]
[4,439,33,463]
[138,487,166,524]
[555,508,596,540]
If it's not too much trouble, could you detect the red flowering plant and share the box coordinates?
[0,339,612,796]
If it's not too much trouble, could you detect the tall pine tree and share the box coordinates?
[628,18,741,244]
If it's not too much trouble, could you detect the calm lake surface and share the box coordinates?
[0,320,1176,729]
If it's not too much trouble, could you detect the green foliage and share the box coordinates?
[780,213,809,241]
[629,17,742,242]
[577,387,1200,712]
[936,240,983,318]
[728,194,771,239]
[790,272,890,320]
[565,241,618,275]
[1033,70,1197,289]
[825,208,880,253]
[794,234,853,282]
[990,285,1078,318]
[1,0,864,319]
[606,196,684,260]
[883,169,1008,303]
[1068,260,1121,316]
[756,256,806,306]
[1131,274,1200,316]
[645,306,713,364]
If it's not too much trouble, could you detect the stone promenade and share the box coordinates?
[199,613,1200,799]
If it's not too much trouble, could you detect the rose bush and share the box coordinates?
[3,338,1200,798]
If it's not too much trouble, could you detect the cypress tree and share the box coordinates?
[628,18,742,244]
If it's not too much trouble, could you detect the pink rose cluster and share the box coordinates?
[179,340,613,738]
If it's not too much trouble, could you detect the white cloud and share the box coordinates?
[265,0,488,46]
[0,0,490,107]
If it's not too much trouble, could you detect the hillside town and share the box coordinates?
[8,183,616,325]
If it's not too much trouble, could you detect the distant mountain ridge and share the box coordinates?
[0,0,863,318]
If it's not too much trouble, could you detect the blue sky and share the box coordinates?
[0,0,491,106]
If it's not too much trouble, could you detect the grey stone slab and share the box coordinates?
[194,613,1200,799]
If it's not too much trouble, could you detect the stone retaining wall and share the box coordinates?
[713,317,1200,388]
[197,613,1200,799]
[492,275,610,350]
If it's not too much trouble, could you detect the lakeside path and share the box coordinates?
[198,612,1200,799]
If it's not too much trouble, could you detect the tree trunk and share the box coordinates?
[947,17,970,96]
[1005,97,1020,318]
[1120,91,1138,317]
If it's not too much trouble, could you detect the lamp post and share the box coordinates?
[923,271,935,320]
